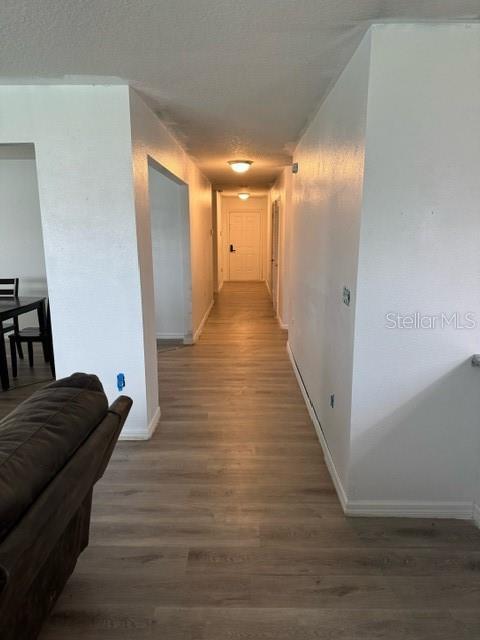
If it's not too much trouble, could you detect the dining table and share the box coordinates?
[0,297,46,391]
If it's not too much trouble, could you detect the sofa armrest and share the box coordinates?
[95,396,133,481]
[0,395,131,609]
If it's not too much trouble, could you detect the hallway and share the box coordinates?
[40,282,480,639]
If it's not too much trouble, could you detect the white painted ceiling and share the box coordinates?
[1,1,479,188]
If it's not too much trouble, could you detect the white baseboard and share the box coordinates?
[120,406,161,441]
[156,332,184,339]
[474,504,480,528]
[287,341,473,521]
[191,299,214,343]
[286,341,348,512]
[345,500,473,519]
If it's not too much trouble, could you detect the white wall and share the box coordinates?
[349,24,480,513]
[270,168,292,328]
[149,165,185,338]
[289,23,480,518]
[289,32,372,489]
[0,86,213,438]
[0,144,47,326]
[129,89,213,365]
[221,195,268,282]
[0,85,151,437]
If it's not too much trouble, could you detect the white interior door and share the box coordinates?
[271,200,280,311]
[228,210,261,280]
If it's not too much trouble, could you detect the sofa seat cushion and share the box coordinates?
[0,373,108,542]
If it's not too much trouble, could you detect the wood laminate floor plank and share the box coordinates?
[2,282,479,639]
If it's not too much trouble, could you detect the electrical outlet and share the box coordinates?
[343,287,351,306]
[330,394,335,408]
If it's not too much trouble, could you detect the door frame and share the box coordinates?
[270,199,280,311]
[147,156,194,344]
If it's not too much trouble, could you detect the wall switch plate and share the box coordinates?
[343,287,351,306]
[330,394,335,408]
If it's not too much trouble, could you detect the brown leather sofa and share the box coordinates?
[0,373,132,640]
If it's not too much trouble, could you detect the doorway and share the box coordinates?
[270,199,280,311]
[0,143,55,391]
[227,210,262,281]
[148,159,193,344]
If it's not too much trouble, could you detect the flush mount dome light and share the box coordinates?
[238,192,250,200]
[228,160,253,173]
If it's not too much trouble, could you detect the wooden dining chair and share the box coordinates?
[9,300,55,378]
[0,278,23,359]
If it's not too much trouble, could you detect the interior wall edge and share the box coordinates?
[286,341,348,513]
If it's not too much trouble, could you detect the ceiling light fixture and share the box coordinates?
[238,192,250,201]
[228,160,253,173]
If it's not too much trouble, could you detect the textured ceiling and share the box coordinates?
[1,1,479,188]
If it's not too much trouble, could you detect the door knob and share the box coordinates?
[229,244,236,252]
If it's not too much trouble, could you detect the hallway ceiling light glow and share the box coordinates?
[228,160,253,173]
[238,192,250,200]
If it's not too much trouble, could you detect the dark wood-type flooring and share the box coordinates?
[2,282,480,639]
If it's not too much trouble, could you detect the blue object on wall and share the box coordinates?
[117,373,126,392]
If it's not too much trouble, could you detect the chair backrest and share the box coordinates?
[0,279,19,299]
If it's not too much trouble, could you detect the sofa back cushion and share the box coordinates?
[0,373,108,542]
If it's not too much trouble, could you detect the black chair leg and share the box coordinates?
[9,336,18,378]
[27,342,34,368]
[45,336,56,378]
[13,319,24,359]
[49,352,56,378]
[41,339,50,362]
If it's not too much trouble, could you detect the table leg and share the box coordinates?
[37,299,46,333]
[0,323,10,391]
[36,299,50,363]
